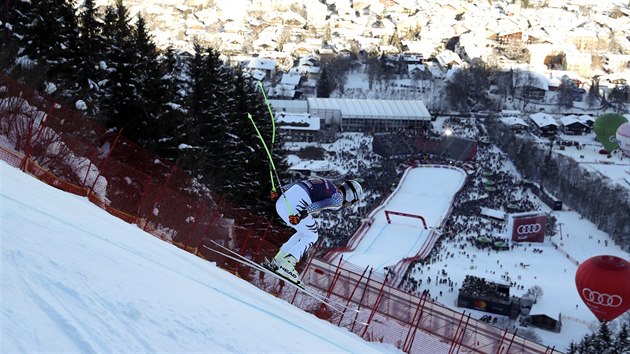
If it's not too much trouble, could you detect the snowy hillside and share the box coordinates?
[0,161,399,353]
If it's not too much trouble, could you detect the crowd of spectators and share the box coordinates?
[459,275,510,299]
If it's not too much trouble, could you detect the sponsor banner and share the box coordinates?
[512,215,547,242]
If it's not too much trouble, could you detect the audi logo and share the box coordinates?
[517,224,542,234]
[582,288,623,307]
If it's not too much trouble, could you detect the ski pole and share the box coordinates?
[258,81,276,146]
[246,113,294,215]
[257,81,278,197]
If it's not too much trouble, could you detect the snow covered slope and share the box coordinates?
[0,161,399,353]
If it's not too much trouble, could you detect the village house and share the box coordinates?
[246,58,277,80]
[560,115,590,135]
[529,112,559,137]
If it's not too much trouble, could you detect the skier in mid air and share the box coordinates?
[267,178,363,284]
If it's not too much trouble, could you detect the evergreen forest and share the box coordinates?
[0,0,289,216]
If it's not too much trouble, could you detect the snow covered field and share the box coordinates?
[554,132,630,189]
[0,161,400,353]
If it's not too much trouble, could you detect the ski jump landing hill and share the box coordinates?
[326,165,467,283]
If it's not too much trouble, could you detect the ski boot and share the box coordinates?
[272,251,301,284]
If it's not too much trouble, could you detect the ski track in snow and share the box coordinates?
[2,188,372,353]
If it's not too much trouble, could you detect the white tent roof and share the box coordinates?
[289,160,334,172]
[267,99,308,114]
[307,98,431,120]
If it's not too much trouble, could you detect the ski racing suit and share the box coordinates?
[276,178,344,260]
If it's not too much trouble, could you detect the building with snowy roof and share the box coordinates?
[246,58,277,79]
[307,97,431,132]
[267,98,431,132]
[578,114,594,127]
[560,115,590,135]
[275,112,320,142]
[288,160,334,178]
[529,112,559,136]
[500,117,529,131]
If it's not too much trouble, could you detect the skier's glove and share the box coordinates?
[270,191,279,200]
[289,209,308,225]
[289,214,301,225]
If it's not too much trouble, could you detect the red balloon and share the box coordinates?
[575,255,630,322]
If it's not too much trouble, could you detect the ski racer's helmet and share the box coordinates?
[339,180,363,204]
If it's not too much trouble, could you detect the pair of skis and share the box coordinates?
[203,240,365,322]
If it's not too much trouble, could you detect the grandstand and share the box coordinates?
[457,275,522,319]
[373,133,477,162]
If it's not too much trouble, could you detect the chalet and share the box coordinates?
[252,37,278,52]
[401,53,423,64]
[408,64,427,79]
[282,11,307,27]
[246,58,277,79]
[578,114,595,128]
[219,33,245,54]
[519,71,548,101]
[500,117,529,131]
[560,115,590,135]
[529,112,559,136]
[270,72,303,99]
[401,40,434,60]
[379,45,400,55]
[457,31,494,62]
[436,50,463,70]
[501,110,522,117]
[296,57,320,79]
[565,51,592,77]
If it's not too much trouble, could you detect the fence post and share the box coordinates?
[82,148,98,186]
[361,272,389,339]
[495,328,509,354]
[184,202,205,247]
[19,114,36,172]
[402,291,428,353]
[449,311,467,354]
[143,164,177,232]
[253,220,273,254]
[20,100,55,171]
[316,255,344,318]
[503,329,518,354]
[238,229,255,257]
[337,265,369,327]
[351,268,373,333]
[201,196,225,243]
[30,100,53,149]
[89,128,123,195]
